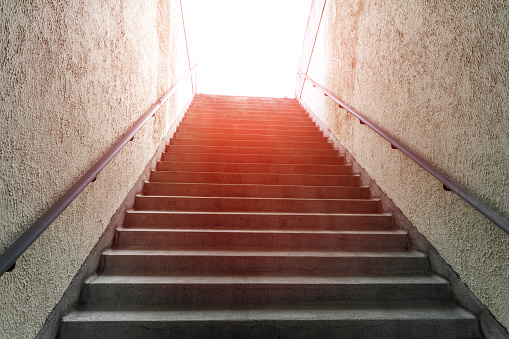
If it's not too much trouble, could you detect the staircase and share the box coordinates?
[60,94,480,338]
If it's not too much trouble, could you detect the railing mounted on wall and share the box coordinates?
[297,70,509,236]
[0,66,198,278]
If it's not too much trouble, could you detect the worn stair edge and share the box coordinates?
[182,115,313,124]
[80,274,451,308]
[124,210,394,230]
[165,145,338,157]
[116,228,407,251]
[60,304,480,339]
[160,152,345,165]
[165,144,338,157]
[100,249,428,275]
[155,161,351,175]
[134,195,380,213]
[168,138,335,150]
[177,126,324,137]
[148,171,360,187]
[177,123,318,134]
[142,182,371,199]
[173,131,329,143]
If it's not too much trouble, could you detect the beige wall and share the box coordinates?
[301,0,509,329]
[0,1,192,337]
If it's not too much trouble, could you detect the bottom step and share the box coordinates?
[61,304,479,339]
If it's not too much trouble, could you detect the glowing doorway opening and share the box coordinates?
[187,0,311,98]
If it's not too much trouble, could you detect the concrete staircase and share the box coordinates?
[60,94,480,338]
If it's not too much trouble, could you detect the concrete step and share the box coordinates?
[165,145,338,157]
[60,304,479,339]
[160,152,345,165]
[134,195,379,213]
[177,126,324,138]
[190,100,302,108]
[116,228,407,251]
[100,249,428,275]
[142,182,371,199]
[181,114,315,124]
[155,161,351,175]
[191,101,302,107]
[178,121,318,131]
[174,131,329,143]
[185,111,309,120]
[189,101,301,107]
[192,94,300,103]
[188,104,304,111]
[149,171,360,186]
[168,138,333,150]
[124,211,393,230]
[80,274,449,309]
[182,115,312,124]
[186,105,309,117]
[192,95,300,103]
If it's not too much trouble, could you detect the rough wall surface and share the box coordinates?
[301,0,509,329]
[0,0,192,338]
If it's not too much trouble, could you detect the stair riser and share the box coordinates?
[190,100,302,106]
[177,126,324,138]
[174,132,328,143]
[183,115,312,124]
[117,230,406,251]
[185,112,309,121]
[101,254,428,275]
[135,196,379,214]
[188,106,304,112]
[160,153,345,165]
[156,162,351,175]
[181,113,318,125]
[149,172,359,187]
[143,183,370,199]
[169,138,333,150]
[60,318,480,339]
[178,122,318,132]
[125,212,393,230]
[81,282,449,309]
[166,145,338,157]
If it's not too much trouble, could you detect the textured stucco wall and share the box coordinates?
[0,1,192,338]
[301,0,509,329]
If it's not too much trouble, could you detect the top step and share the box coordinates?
[193,94,299,104]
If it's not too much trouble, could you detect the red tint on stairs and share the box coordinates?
[60,94,480,338]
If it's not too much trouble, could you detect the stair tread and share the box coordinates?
[87,273,445,285]
[164,151,343,158]
[135,194,378,202]
[103,249,423,257]
[175,131,328,141]
[157,161,346,166]
[118,227,405,235]
[179,121,317,127]
[150,171,357,178]
[126,210,391,217]
[167,145,334,152]
[155,162,351,174]
[170,138,332,144]
[63,303,475,321]
[144,181,369,188]
[162,152,343,161]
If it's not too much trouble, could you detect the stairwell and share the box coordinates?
[60,94,480,338]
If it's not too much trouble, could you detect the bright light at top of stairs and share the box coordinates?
[187,0,311,98]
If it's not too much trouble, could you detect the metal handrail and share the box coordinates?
[0,66,197,277]
[297,70,509,235]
